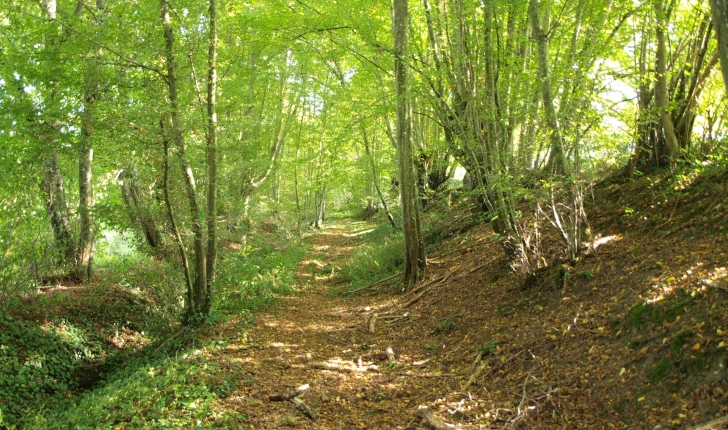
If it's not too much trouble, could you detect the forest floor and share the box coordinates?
[207,170,728,429]
[5,169,728,429]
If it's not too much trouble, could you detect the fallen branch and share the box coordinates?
[687,414,728,430]
[291,397,318,421]
[429,236,499,261]
[344,273,399,296]
[700,279,728,294]
[368,313,378,333]
[311,362,379,372]
[410,275,446,295]
[153,326,187,355]
[461,361,488,391]
[398,372,458,378]
[402,288,429,308]
[269,384,309,401]
[415,406,459,429]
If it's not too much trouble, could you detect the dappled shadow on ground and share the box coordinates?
[209,172,728,429]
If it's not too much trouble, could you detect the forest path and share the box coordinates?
[220,218,429,429]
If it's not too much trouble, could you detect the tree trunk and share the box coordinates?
[77,103,94,282]
[205,0,218,315]
[41,153,74,265]
[161,0,208,323]
[710,0,728,93]
[161,118,193,312]
[119,165,162,248]
[528,0,570,176]
[654,0,680,162]
[394,0,425,288]
[76,0,106,281]
[362,126,397,230]
[39,1,74,268]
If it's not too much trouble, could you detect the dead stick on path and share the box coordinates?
[415,406,459,429]
[687,414,728,430]
[269,384,318,421]
[291,397,318,421]
[344,273,399,295]
[269,384,309,401]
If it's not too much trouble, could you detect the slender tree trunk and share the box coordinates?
[161,0,207,322]
[362,126,397,231]
[77,104,94,281]
[654,0,680,162]
[204,0,218,314]
[41,153,74,265]
[76,0,105,281]
[119,165,162,248]
[710,0,728,93]
[394,0,425,288]
[528,0,570,176]
[161,118,193,311]
[39,1,74,268]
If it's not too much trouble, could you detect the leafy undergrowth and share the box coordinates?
[4,166,728,429]
[0,227,306,429]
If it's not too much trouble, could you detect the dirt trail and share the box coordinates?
[222,219,426,429]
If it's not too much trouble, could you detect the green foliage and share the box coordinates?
[30,352,246,429]
[670,330,695,356]
[624,294,690,330]
[0,315,83,428]
[477,339,500,355]
[339,222,404,290]
[213,236,306,316]
[649,358,671,382]
[425,341,439,350]
[433,317,456,334]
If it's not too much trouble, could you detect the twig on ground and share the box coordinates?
[687,414,728,430]
[153,326,187,355]
[461,361,488,391]
[344,273,399,296]
[415,406,459,429]
[290,397,318,421]
[269,384,309,401]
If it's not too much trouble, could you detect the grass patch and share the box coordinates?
[649,358,671,382]
[624,294,690,330]
[213,235,306,316]
[339,222,404,291]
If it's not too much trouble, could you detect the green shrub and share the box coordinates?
[339,223,404,290]
[213,236,305,316]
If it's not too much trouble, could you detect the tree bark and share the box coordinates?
[119,165,162,248]
[205,0,218,314]
[654,0,680,161]
[161,0,208,322]
[161,118,193,311]
[41,153,74,265]
[394,0,425,288]
[528,0,571,176]
[362,126,397,231]
[76,0,106,282]
[710,0,728,93]
[39,1,74,268]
